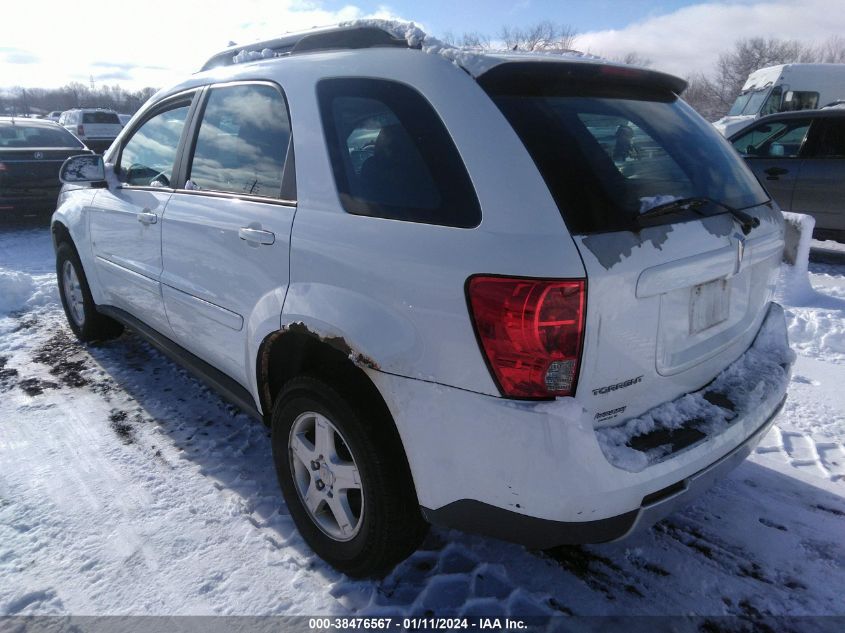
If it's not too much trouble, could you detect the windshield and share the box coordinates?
[484,78,769,234]
[728,88,773,117]
[741,88,772,115]
[728,92,753,116]
[0,123,85,148]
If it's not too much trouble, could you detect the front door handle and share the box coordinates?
[238,227,275,245]
[137,211,158,225]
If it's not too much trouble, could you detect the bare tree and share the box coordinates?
[499,20,577,52]
[681,73,728,122]
[0,82,160,116]
[811,36,845,64]
[459,31,492,49]
[615,52,653,67]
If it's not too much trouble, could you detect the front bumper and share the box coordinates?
[368,303,793,547]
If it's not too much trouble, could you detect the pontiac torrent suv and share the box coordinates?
[52,23,793,576]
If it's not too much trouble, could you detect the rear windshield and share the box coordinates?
[482,67,770,234]
[0,123,84,148]
[83,112,120,124]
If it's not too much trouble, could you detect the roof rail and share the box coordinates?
[200,25,412,72]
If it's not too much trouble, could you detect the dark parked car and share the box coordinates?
[0,118,92,218]
[729,109,845,242]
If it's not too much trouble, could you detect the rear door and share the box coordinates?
[160,82,296,389]
[89,93,197,333]
[791,117,845,234]
[482,64,783,424]
[729,116,814,210]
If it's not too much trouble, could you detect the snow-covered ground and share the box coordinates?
[1,224,844,619]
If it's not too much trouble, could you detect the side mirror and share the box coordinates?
[59,154,105,184]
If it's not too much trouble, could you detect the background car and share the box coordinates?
[729,109,845,242]
[0,117,92,219]
[47,111,63,122]
[58,108,123,154]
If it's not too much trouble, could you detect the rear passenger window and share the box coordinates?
[318,78,480,228]
[188,84,291,198]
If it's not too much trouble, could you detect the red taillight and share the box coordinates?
[0,162,6,172]
[467,276,586,399]
[77,125,84,136]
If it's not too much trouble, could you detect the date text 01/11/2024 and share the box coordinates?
[307,617,529,630]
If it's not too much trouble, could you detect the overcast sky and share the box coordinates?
[1,0,843,91]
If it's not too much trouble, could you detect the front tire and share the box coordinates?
[271,376,427,577]
[56,242,123,342]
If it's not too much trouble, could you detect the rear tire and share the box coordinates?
[271,376,427,577]
[56,242,123,342]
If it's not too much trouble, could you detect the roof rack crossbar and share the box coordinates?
[199,25,412,72]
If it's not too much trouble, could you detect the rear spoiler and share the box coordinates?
[477,61,688,96]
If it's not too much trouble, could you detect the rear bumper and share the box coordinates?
[421,396,784,548]
[369,302,793,547]
[0,191,59,215]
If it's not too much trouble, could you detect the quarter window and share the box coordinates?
[809,119,845,158]
[318,78,480,228]
[188,84,291,199]
[119,104,190,187]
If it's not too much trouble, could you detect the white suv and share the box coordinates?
[58,108,123,153]
[52,22,793,577]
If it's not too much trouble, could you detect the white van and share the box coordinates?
[714,63,845,137]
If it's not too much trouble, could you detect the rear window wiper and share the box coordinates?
[636,196,761,235]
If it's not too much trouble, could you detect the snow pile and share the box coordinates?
[233,47,276,64]
[597,304,795,472]
[785,305,845,363]
[0,269,36,314]
[777,211,816,305]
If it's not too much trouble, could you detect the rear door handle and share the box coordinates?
[137,211,158,225]
[238,227,275,245]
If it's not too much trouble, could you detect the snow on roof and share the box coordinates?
[227,19,606,77]
[232,48,276,64]
[339,19,606,77]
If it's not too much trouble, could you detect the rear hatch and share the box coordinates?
[80,111,122,139]
[0,122,89,205]
[479,62,784,425]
